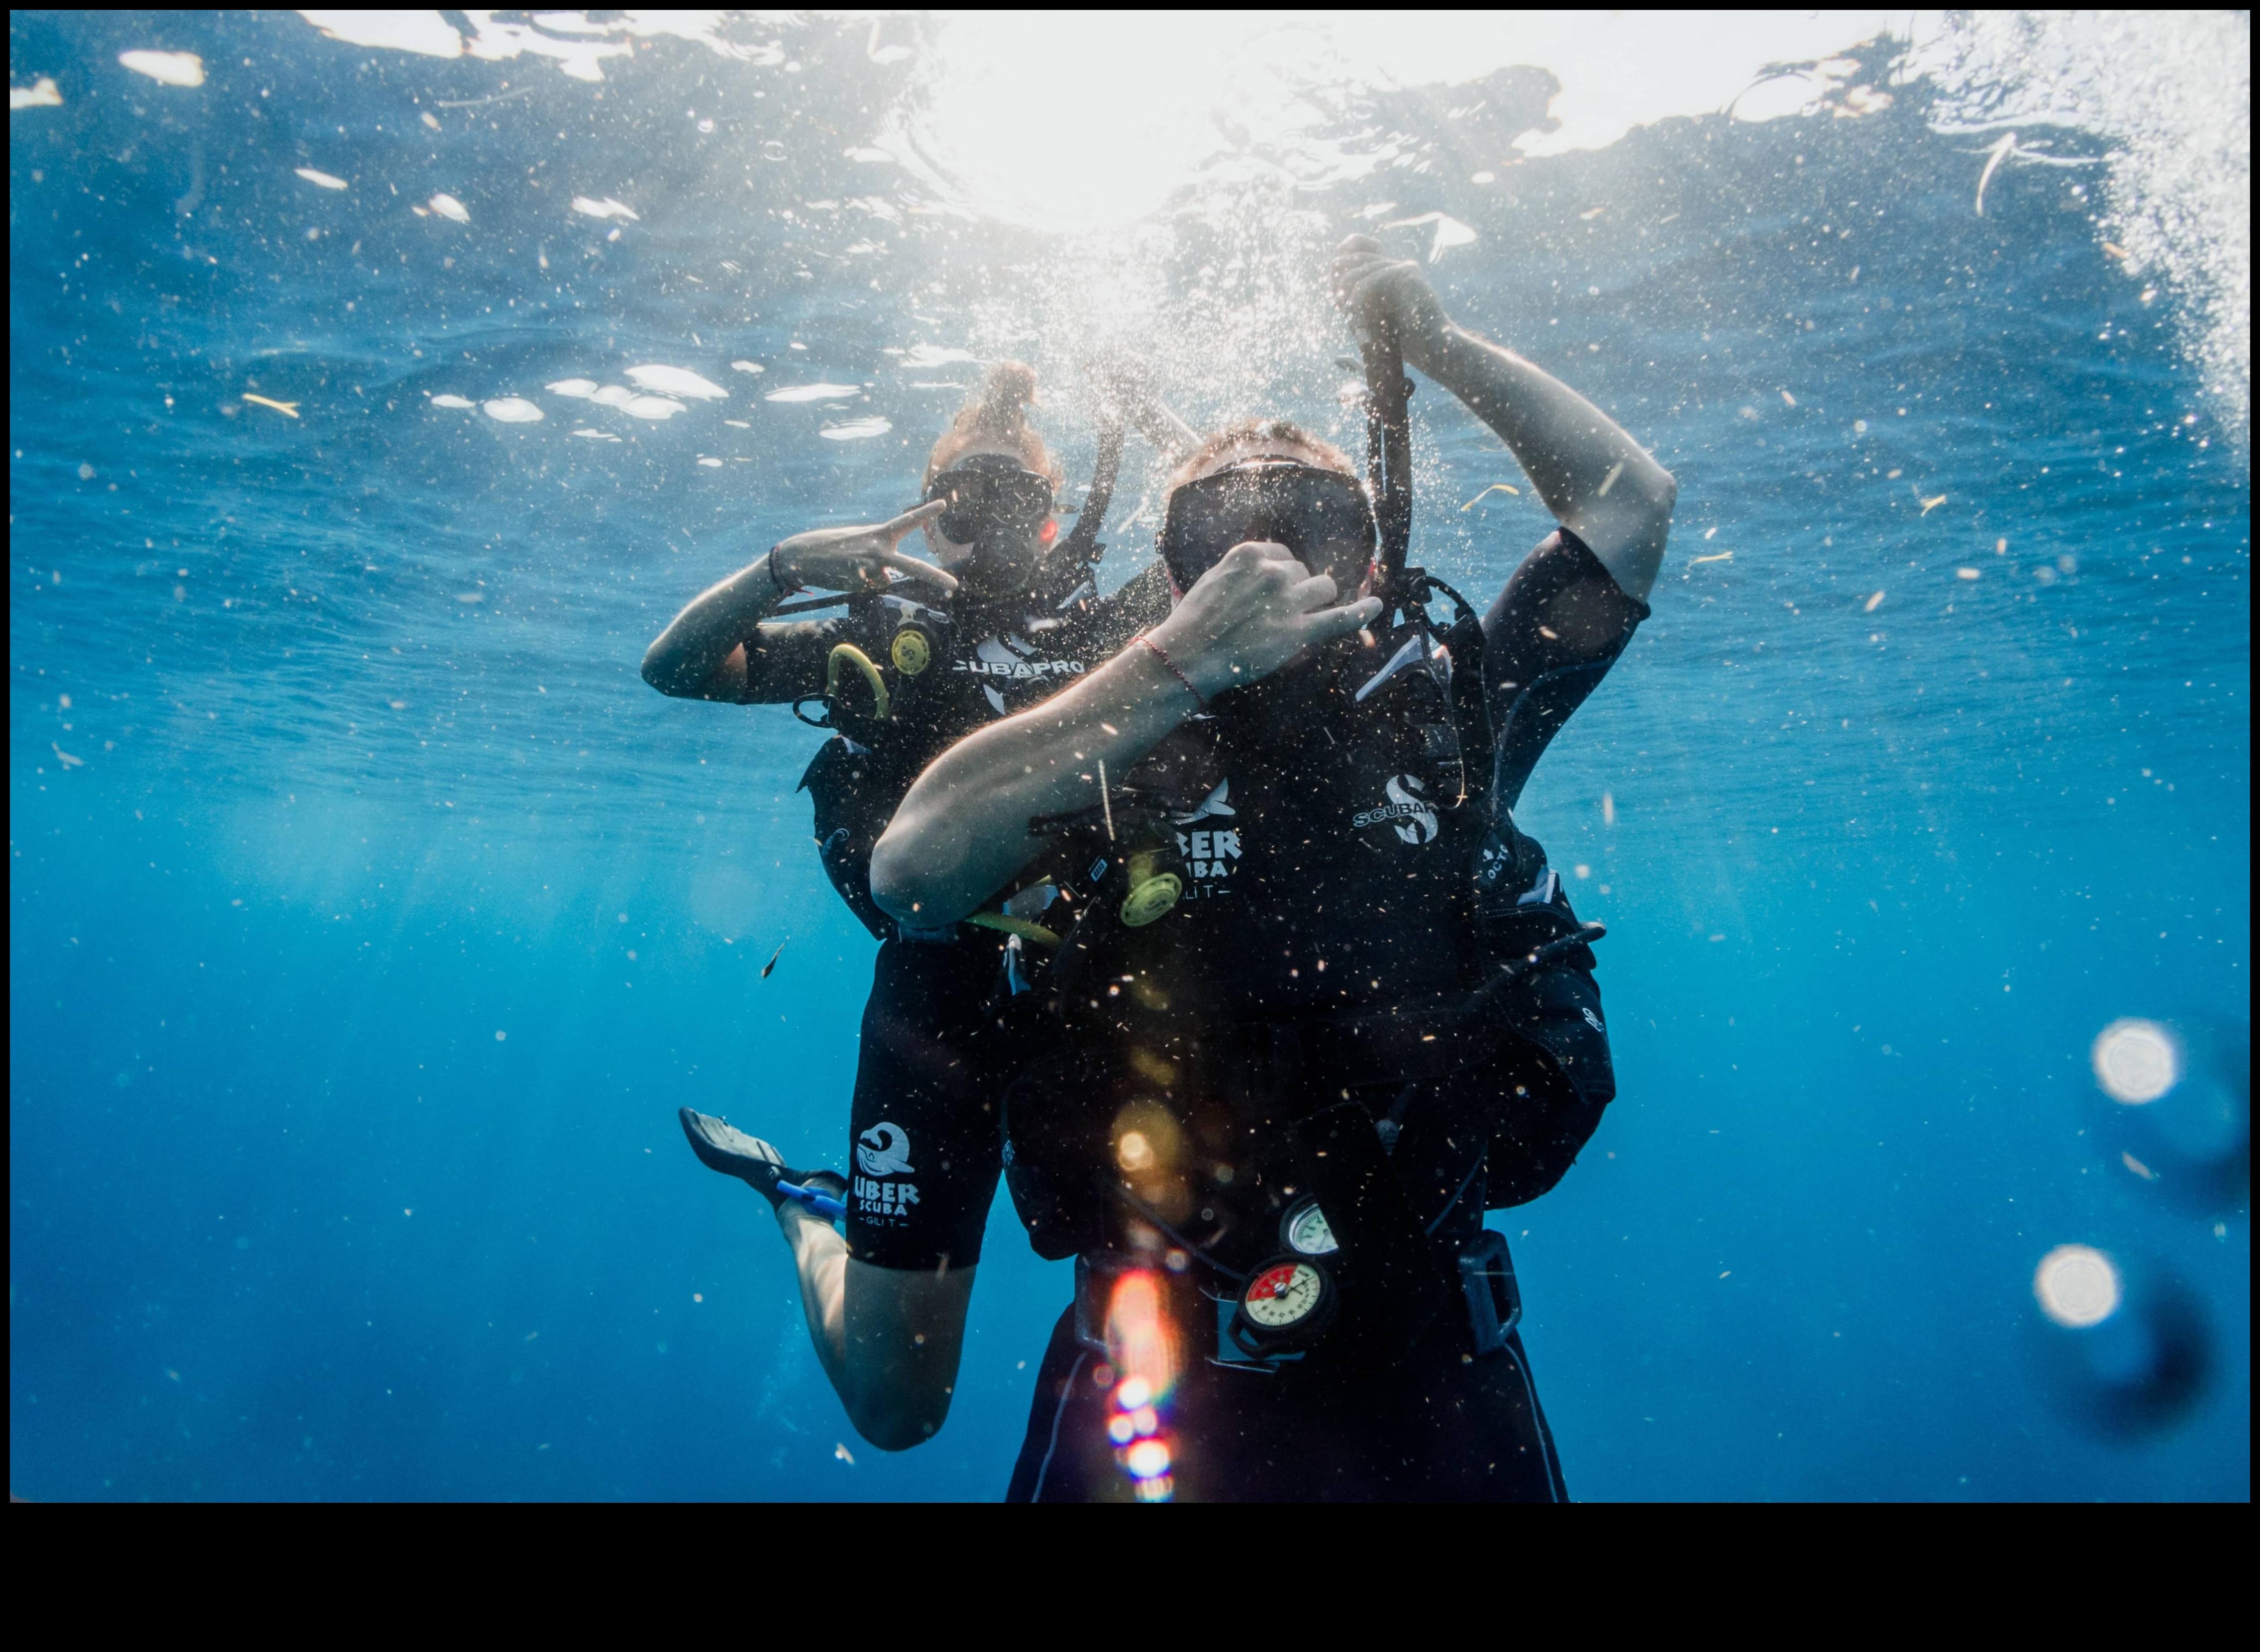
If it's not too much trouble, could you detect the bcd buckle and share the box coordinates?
[1458,1228,1523,1356]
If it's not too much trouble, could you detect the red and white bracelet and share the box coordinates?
[1137,634,1204,709]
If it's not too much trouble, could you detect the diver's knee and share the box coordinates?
[845,1391,950,1453]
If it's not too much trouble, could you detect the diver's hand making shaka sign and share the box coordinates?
[772,496,956,594]
[1147,540,1383,701]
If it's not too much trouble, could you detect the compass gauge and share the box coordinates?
[1231,1254,1339,1352]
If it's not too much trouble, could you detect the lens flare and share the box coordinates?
[2034,1244,2122,1329]
[1106,1270,1180,1501]
[2092,1019,2179,1104]
[2024,1247,2215,1438]
[1124,1438,1171,1479]
[1105,1269,1178,1403]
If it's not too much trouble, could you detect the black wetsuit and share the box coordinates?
[993,527,1645,1502]
[738,558,1170,1269]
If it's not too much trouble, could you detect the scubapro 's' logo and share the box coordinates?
[1352,775,1438,844]
[856,1121,915,1177]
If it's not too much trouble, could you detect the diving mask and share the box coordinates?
[925,453,1057,550]
[1157,459,1377,595]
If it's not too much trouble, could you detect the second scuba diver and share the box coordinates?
[642,363,1185,1449]
[864,235,1678,1500]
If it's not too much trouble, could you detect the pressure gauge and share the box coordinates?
[1281,1197,1340,1257]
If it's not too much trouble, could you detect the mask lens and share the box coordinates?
[929,457,1053,545]
[1160,463,1375,592]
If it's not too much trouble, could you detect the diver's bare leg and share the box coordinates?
[775,1200,850,1384]
[774,1202,979,1450]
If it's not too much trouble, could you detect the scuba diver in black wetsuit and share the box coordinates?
[868,236,1677,1501]
[641,363,1189,1450]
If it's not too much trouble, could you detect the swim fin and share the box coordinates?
[679,1107,846,1214]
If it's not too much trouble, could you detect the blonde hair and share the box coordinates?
[925,361,1063,486]
[1166,417,1356,491]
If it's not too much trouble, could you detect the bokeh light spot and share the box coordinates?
[2034,1244,2122,1329]
[1124,1438,1171,1479]
[2092,1018,2178,1104]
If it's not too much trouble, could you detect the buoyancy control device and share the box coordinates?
[793,412,1129,940]
[994,329,1619,1360]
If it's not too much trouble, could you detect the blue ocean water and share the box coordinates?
[9,11,2248,1501]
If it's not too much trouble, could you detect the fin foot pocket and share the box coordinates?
[679,1107,842,1211]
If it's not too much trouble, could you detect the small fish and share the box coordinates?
[761,942,786,979]
[1689,551,1733,565]
[1595,460,1625,498]
[435,85,534,110]
[834,1442,856,1465]
[243,393,299,418]
[1920,494,1947,515]
[1864,590,1886,613]
[1975,131,2017,216]
[1973,130,2103,217]
[1460,483,1521,510]
[1779,389,1797,407]
[2101,242,2129,260]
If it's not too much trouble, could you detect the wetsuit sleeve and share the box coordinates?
[1480,528,1650,813]
[736,612,861,705]
[843,933,1011,1270]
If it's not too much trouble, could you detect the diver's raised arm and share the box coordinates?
[639,500,953,700]
[871,543,1380,926]
[1332,235,1676,603]
[1093,352,1200,461]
